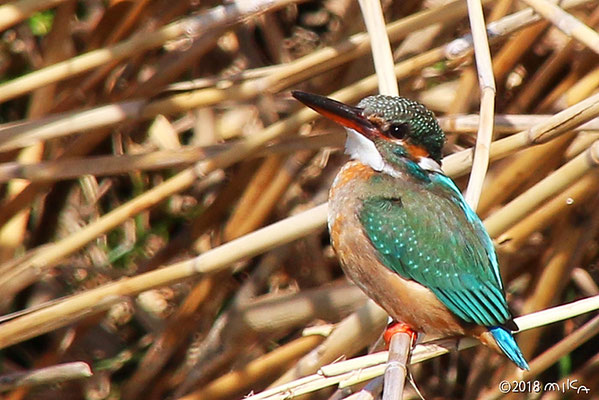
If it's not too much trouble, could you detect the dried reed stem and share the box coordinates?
[464,0,496,210]
[484,140,599,236]
[178,335,324,400]
[345,376,384,400]
[438,114,599,134]
[0,205,328,349]
[2,100,599,349]
[525,306,599,377]
[358,0,402,397]
[263,0,481,93]
[476,132,576,216]
[5,115,599,184]
[443,90,599,178]
[0,0,473,151]
[0,135,338,183]
[521,0,599,54]
[1,0,590,154]
[0,1,296,104]
[382,333,410,400]
[0,0,67,32]
[245,295,599,399]
[0,362,92,391]
[271,300,387,386]
[358,0,398,96]
[498,172,599,251]
[481,315,599,399]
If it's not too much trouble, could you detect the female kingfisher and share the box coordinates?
[292,91,529,370]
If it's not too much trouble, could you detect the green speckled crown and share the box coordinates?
[358,95,446,163]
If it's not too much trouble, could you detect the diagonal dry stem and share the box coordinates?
[438,114,599,134]
[484,140,599,237]
[244,295,599,399]
[271,300,387,387]
[0,0,591,154]
[482,314,599,399]
[0,0,296,105]
[178,335,325,400]
[0,362,92,392]
[0,0,68,32]
[443,91,599,177]
[498,171,599,252]
[2,94,599,349]
[0,204,329,349]
[521,0,599,54]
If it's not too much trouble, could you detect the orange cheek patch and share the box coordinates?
[403,142,429,160]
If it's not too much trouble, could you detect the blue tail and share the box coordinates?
[489,326,529,370]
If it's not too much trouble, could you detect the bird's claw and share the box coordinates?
[384,321,418,349]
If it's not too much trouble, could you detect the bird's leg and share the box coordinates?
[383,321,418,349]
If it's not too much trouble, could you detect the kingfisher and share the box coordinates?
[292,91,529,370]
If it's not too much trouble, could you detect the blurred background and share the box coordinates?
[0,0,598,399]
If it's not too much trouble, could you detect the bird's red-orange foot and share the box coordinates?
[384,321,418,349]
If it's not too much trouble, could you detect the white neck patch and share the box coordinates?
[344,128,439,178]
[344,128,384,171]
[417,156,443,173]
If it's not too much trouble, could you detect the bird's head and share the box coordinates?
[292,91,446,174]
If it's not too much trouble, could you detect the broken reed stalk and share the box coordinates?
[464,0,496,211]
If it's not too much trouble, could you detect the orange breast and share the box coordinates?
[328,161,469,337]
[327,161,507,355]
[330,161,375,198]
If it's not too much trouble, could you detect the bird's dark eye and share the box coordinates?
[387,123,409,140]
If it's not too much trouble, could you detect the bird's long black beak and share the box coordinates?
[292,91,378,139]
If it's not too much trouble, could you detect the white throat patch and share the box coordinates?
[344,128,384,171]
[417,157,443,173]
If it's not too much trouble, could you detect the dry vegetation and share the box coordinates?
[0,0,598,399]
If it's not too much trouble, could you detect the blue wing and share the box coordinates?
[359,172,514,328]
